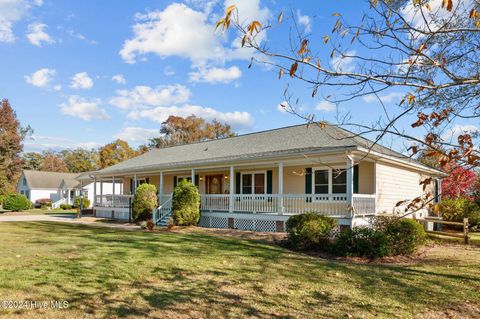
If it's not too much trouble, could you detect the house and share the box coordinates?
[90,124,444,232]
[17,170,122,208]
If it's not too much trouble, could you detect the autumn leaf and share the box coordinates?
[278,11,283,24]
[297,39,309,55]
[323,35,330,44]
[225,4,236,15]
[289,62,299,77]
[248,21,262,35]
[278,68,284,79]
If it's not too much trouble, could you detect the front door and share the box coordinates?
[206,175,223,194]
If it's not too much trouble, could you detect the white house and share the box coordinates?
[89,124,445,232]
[17,170,121,208]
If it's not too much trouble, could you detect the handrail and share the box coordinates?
[154,196,173,224]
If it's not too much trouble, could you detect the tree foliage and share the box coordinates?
[98,139,137,169]
[40,152,68,173]
[441,166,478,200]
[23,152,44,171]
[60,148,99,173]
[0,99,30,195]
[148,115,236,148]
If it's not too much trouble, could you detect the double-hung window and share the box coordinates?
[241,172,266,194]
[332,170,347,194]
[314,170,329,194]
[313,168,348,195]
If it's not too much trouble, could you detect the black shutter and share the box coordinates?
[130,178,133,194]
[195,175,199,188]
[173,176,178,188]
[146,178,150,184]
[235,172,241,194]
[353,165,359,194]
[305,168,312,202]
[266,170,273,194]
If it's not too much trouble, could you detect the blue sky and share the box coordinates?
[1,0,475,153]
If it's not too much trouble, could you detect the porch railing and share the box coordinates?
[94,195,133,208]
[352,194,376,216]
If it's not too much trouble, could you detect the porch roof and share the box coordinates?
[93,124,443,177]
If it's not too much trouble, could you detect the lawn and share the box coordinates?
[0,209,77,215]
[0,223,479,318]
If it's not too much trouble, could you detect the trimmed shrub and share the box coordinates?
[383,219,426,255]
[74,197,91,209]
[286,213,337,250]
[133,183,158,222]
[438,199,480,228]
[172,179,200,226]
[60,204,73,210]
[0,195,6,207]
[334,227,391,259]
[35,198,52,208]
[3,194,31,212]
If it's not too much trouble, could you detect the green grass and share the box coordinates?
[0,223,479,318]
[1,209,78,215]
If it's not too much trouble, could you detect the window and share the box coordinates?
[314,170,329,194]
[22,178,27,186]
[332,170,347,194]
[241,172,266,194]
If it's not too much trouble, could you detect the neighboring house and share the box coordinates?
[17,170,121,208]
[18,170,82,205]
[90,124,445,232]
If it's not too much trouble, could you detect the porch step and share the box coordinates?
[155,210,172,227]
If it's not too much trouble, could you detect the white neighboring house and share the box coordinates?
[17,170,122,208]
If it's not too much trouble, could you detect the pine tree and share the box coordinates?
[0,99,28,194]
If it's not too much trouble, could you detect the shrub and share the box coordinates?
[0,194,6,207]
[438,199,480,228]
[35,198,52,208]
[383,219,426,255]
[74,197,91,209]
[132,183,158,222]
[60,204,73,210]
[3,194,32,212]
[286,213,337,250]
[172,179,200,226]
[334,227,391,259]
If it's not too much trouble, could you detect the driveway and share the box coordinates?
[0,213,142,231]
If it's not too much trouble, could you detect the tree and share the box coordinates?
[0,99,31,194]
[98,139,137,169]
[23,152,44,171]
[41,152,68,172]
[218,1,480,211]
[441,166,478,201]
[60,148,99,173]
[149,115,235,148]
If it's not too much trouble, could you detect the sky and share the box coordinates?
[0,0,477,153]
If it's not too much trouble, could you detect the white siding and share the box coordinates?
[30,189,59,203]
[83,182,122,208]
[376,162,432,218]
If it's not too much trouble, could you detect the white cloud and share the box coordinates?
[26,22,54,46]
[114,127,159,143]
[297,10,311,33]
[0,0,43,43]
[128,104,253,129]
[442,124,479,142]
[315,101,336,112]
[109,84,191,110]
[53,84,62,91]
[331,50,356,73]
[24,68,56,87]
[189,65,242,84]
[70,72,93,89]
[60,96,110,121]
[277,101,288,113]
[112,74,126,84]
[24,134,101,152]
[164,66,175,76]
[120,1,269,64]
[120,3,226,64]
[363,92,405,104]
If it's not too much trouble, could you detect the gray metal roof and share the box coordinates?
[95,123,431,176]
[22,170,81,189]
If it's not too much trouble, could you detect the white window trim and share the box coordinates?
[240,170,267,195]
[312,166,347,196]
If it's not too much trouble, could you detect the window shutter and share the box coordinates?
[146,178,150,184]
[195,175,199,188]
[235,172,241,194]
[353,165,359,194]
[130,178,133,194]
[173,176,177,188]
[305,168,312,202]
[266,170,273,194]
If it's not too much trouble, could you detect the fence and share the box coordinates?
[422,217,470,244]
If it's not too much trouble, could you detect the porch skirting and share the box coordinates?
[95,207,130,220]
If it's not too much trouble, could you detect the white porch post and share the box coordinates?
[346,154,354,215]
[93,177,97,206]
[229,166,234,213]
[133,174,137,194]
[278,161,284,215]
[159,171,164,203]
[67,188,71,204]
[191,169,195,185]
[112,177,116,207]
